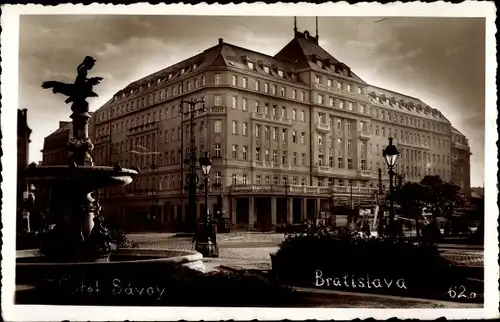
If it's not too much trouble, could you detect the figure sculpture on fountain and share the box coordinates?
[42,56,103,166]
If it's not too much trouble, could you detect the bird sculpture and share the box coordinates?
[41,56,103,105]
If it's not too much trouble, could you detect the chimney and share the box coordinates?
[218,38,223,45]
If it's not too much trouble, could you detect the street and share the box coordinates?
[127,232,484,270]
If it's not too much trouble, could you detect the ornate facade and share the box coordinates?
[451,126,472,199]
[90,30,456,231]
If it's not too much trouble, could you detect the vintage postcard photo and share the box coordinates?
[1,2,498,321]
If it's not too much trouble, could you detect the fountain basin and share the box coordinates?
[16,248,205,286]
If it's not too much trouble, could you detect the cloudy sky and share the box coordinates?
[19,15,485,186]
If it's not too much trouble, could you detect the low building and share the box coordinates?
[41,121,72,166]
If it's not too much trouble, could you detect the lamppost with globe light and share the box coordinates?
[196,151,218,257]
[382,137,400,235]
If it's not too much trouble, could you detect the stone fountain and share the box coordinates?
[16,57,204,297]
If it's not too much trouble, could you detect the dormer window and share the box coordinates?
[168,73,173,80]
[248,61,254,69]
[264,66,270,74]
[290,73,296,79]
[147,82,151,88]
[157,79,161,84]
[317,60,323,68]
[193,63,197,70]
[181,68,185,75]
[315,75,320,84]
[357,87,362,95]
[278,69,284,77]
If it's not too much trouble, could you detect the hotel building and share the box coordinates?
[90,29,463,231]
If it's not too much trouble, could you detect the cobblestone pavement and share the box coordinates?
[128,233,483,267]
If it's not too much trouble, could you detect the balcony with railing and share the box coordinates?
[94,134,111,145]
[358,129,372,140]
[315,122,331,132]
[312,82,369,102]
[127,121,158,135]
[229,184,377,196]
[452,141,470,152]
[398,140,429,150]
[251,112,292,126]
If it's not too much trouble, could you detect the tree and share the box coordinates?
[420,175,463,222]
[392,182,427,237]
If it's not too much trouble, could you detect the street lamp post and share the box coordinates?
[180,98,205,232]
[382,137,400,236]
[197,151,218,257]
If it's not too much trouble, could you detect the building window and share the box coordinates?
[265,176,271,184]
[256,175,261,184]
[242,122,248,136]
[272,84,277,95]
[215,74,221,85]
[214,171,221,184]
[265,126,270,139]
[214,120,222,133]
[347,139,352,150]
[242,146,248,160]
[264,66,270,73]
[248,61,254,69]
[255,124,260,137]
[293,152,297,165]
[232,75,237,86]
[232,96,237,109]
[242,98,247,111]
[302,153,306,165]
[348,102,353,111]
[255,80,260,91]
[300,132,305,144]
[292,130,296,143]
[265,149,270,161]
[315,75,320,84]
[292,89,297,99]
[318,134,324,145]
[273,176,279,185]
[347,84,352,93]
[265,83,269,93]
[337,81,342,90]
[242,174,248,185]
[214,144,221,157]
[338,157,344,168]
[361,159,366,170]
[232,145,238,159]
[301,110,305,122]
[214,95,222,106]
[278,69,284,77]
[329,96,334,107]
[292,109,297,120]
[255,147,261,160]
[272,149,278,163]
[318,94,324,104]
[327,79,333,87]
[281,87,286,97]
[282,129,287,141]
[232,121,238,134]
[300,91,306,101]
[232,174,237,185]
[318,155,324,166]
[329,156,334,168]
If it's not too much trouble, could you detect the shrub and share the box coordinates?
[271,233,468,299]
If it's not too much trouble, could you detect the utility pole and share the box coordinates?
[180,98,205,232]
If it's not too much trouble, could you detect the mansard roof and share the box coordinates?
[368,85,451,123]
[275,30,366,83]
